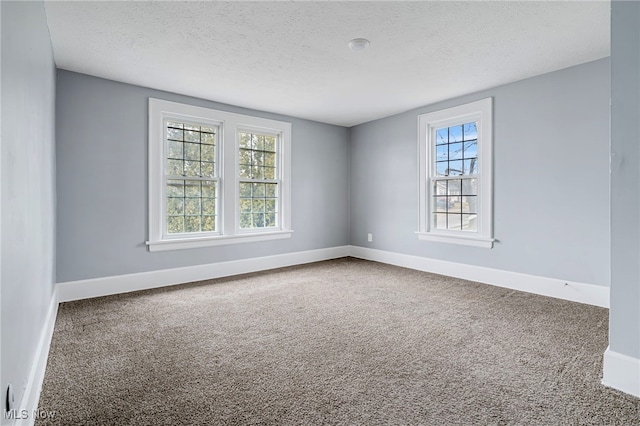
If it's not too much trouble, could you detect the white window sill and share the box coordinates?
[146,230,293,252]
[416,232,494,249]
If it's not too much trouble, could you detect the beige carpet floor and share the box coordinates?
[37,258,639,425]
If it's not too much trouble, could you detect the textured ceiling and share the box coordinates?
[44,1,610,127]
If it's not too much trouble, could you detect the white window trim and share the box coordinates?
[147,98,292,252]
[416,98,494,248]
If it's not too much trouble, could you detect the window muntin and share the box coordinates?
[164,120,219,235]
[147,98,292,252]
[417,98,493,248]
[238,131,279,230]
[432,122,478,232]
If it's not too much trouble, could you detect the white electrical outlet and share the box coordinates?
[367,233,373,242]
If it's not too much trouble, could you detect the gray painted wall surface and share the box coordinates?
[56,71,350,282]
[609,1,640,358]
[350,58,610,286]
[1,0,56,415]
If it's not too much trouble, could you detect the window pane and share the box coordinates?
[447,179,462,195]
[264,136,276,152]
[434,180,447,196]
[447,213,463,230]
[201,216,215,231]
[463,159,477,175]
[448,196,462,213]
[240,199,252,213]
[265,212,276,227]
[253,150,264,166]
[239,182,252,198]
[167,197,184,215]
[239,164,250,179]
[202,198,216,215]
[202,181,216,197]
[264,166,275,180]
[185,216,201,232]
[201,162,214,178]
[434,196,447,213]
[252,183,265,197]
[463,122,477,140]
[201,145,215,162]
[252,199,265,212]
[265,199,277,213]
[462,214,477,231]
[252,166,264,180]
[167,159,183,176]
[184,143,200,161]
[185,198,201,215]
[449,142,463,160]
[435,128,448,145]
[253,135,264,151]
[202,215,216,231]
[240,213,252,228]
[201,132,216,145]
[433,213,447,230]
[436,144,448,162]
[184,160,200,177]
[265,183,277,197]
[462,196,477,214]
[436,161,448,176]
[464,141,478,158]
[253,213,265,227]
[167,127,184,141]
[264,152,276,167]
[168,141,183,159]
[449,125,463,142]
[167,180,184,197]
[167,216,184,234]
[185,181,201,197]
[462,178,477,195]
[448,160,463,176]
[184,130,200,143]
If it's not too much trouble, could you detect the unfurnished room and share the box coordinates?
[1,1,640,425]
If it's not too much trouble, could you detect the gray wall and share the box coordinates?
[56,71,350,282]
[609,1,640,359]
[350,58,610,286]
[1,0,56,415]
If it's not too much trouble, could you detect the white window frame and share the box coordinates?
[147,98,292,252]
[417,98,494,248]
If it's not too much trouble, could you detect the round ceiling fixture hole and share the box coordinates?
[348,38,370,52]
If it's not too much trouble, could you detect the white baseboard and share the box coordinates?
[602,346,640,398]
[348,246,609,308]
[11,289,59,426]
[56,246,351,302]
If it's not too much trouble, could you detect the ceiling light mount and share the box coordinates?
[348,38,370,52]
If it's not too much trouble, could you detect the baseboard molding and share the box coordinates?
[602,347,640,398]
[11,289,59,426]
[348,246,609,308]
[56,246,351,302]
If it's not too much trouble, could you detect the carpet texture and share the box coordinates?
[37,258,639,425]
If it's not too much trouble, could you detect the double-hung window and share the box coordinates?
[417,98,494,248]
[147,98,292,252]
